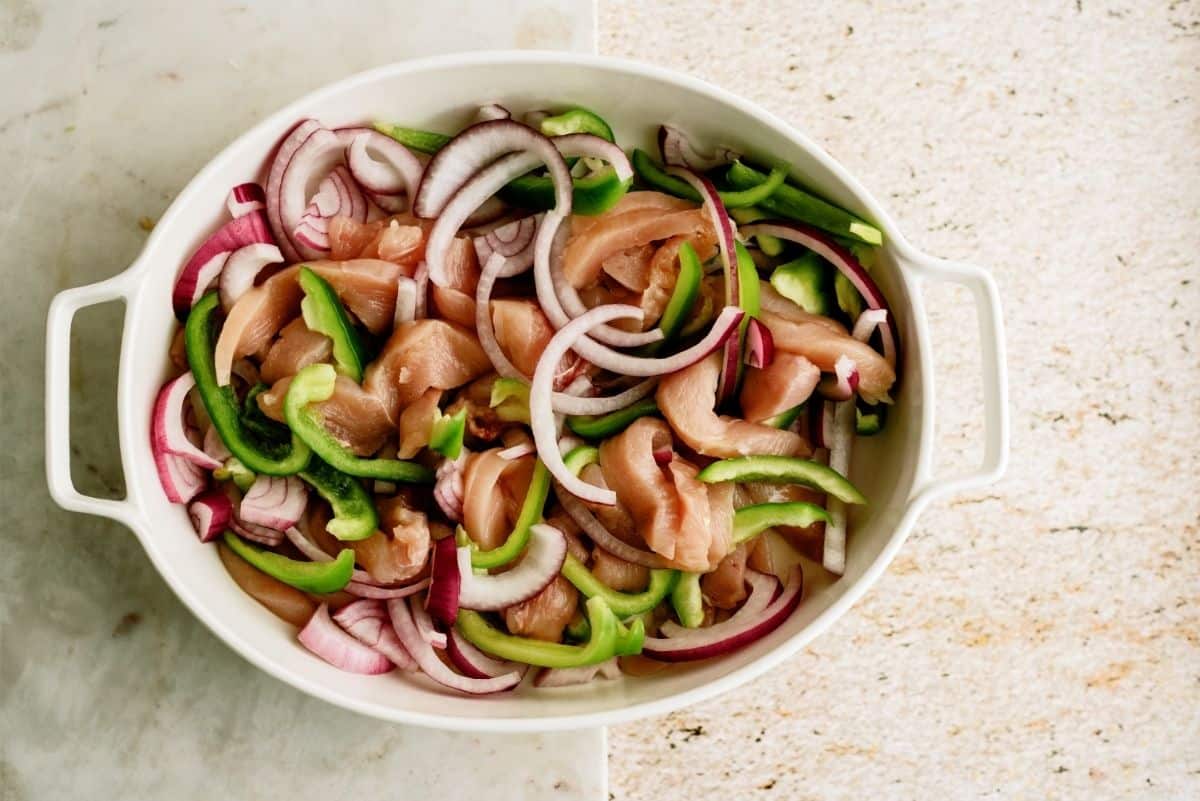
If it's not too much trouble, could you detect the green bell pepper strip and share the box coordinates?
[732,502,831,545]
[222,531,354,593]
[373,121,630,216]
[725,161,883,246]
[564,610,591,642]
[730,206,785,256]
[213,457,256,492]
[835,270,866,320]
[241,383,290,444]
[284,364,434,483]
[428,407,468,459]
[696,455,867,505]
[299,458,379,541]
[539,107,615,142]
[657,239,703,343]
[613,615,646,656]
[670,572,705,629]
[736,241,761,317]
[185,293,312,476]
[372,122,450,154]
[456,596,621,668]
[500,169,632,216]
[630,150,788,209]
[856,403,885,435]
[764,404,806,431]
[468,459,551,570]
[298,266,367,382]
[490,377,531,423]
[566,398,660,439]
[770,252,834,316]
[560,553,679,618]
[562,444,600,474]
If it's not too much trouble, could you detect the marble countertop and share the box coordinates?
[3,0,1197,799]
[601,1,1199,799]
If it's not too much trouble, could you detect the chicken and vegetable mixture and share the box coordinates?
[153,104,897,693]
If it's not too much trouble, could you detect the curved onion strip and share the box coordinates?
[218,243,283,311]
[266,119,322,262]
[658,570,777,640]
[554,484,669,568]
[412,598,448,649]
[298,604,393,674]
[741,221,897,367]
[284,525,333,562]
[152,373,222,470]
[226,182,266,218]
[852,308,889,343]
[454,524,567,610]
[277,126,346,260]
[658,124,740,170]
[447,628,525,679]
[473,214,540,277]
[240,475,308,531]
[345,130,423,196]
[345,577,430,600]
[387,597,522,694]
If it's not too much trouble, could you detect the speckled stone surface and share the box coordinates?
[600,1,1199,798]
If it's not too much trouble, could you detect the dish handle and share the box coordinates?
[907,254,1010,507]
[45,273,143,528]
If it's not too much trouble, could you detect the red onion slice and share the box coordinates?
[172,209,274,318]
[433,451,466,522]
[741,221,897,367]
[497,443,535,461]
[851,308,889,343]
[153,373,222,470]
[294,165,367,253]
[265,119,323,262]
[202,425,232,462]
[810,398,834,450]
[425,536,461,625]
[473,214,540,276]
[277,125,346,260]
[284,525,333,562]
[475,103,512,122]
[154,448,206,505]
[229,516,284,547]
[554,482,669,569]
[531,305,743,505]
[240,475,308,531]
[388,598,522,694]
[824,401,854,576]
[412,597,448,649]
[368,190,407,214]
[226,182,266,218]
[658,124,740,170]
[535,657,621,688]
[343,130,424,197]
[188,490,232,542]
[218,243,283,311]
[642,568,802,661]
[658,571,777,640]
[447,628,524,679]
[332,600,418,671]
[455,523,567,611]
[744,318,774,369]
[299,604,394,674]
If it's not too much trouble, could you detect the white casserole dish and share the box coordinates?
[45,51,1009,732]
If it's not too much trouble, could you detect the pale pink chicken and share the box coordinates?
[328,213,431,261]
[462,449,534,550]
[431,286,477,329]
[504,575,579,642]
[431,236,481,326]
[600,244,655,292]
[563,205,714,289]
[490,298,554,379]
[257,373,393,456]
[306,259,408,333]
[259,318,332,384]
[758,283,845,333]
[218,542,316,627]
[397,388,443,458]
[701,544,749,609]
[362,319,490,423]
[641,233,717,328]
[667,457,734,572]
[569,191,696,239]
[591,547,650,592]
[598,418,680,554]
[739,351,821,423]
[657,353,810,459]
[348,496,432,585]
[578,463,642,546]
[760,308,896,404]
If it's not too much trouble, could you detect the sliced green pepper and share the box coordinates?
[725,161,883,246]
[456,596,620,668]
[372,122,450,154]
[630,150,787,209]
[566,398,659,439]
[298,266,366,382]
[730,206,785,256]
[213,457,256,492]
[299,458,379,541]
[697,455,866,505]
[285,364,434,483]
[563,444,600,474]
[770,252,834,316]
[732,502,831,545]
[469,460,551,570]
[763,404,806,431]
[613,615,646,656]
[856,403,886,436]
[539,107,615,142]
[736,241,761,317]
[658,239,703,342]
[241,383,290,444]
[500,168,632,216]
[564,610,591,642]
[185,293,311,476]
[560,553,678,618]
[670,572,705,629]
[490,377,530,423]
[835,270,865,320]
[428,407,468,459]
[222,531,354,593]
